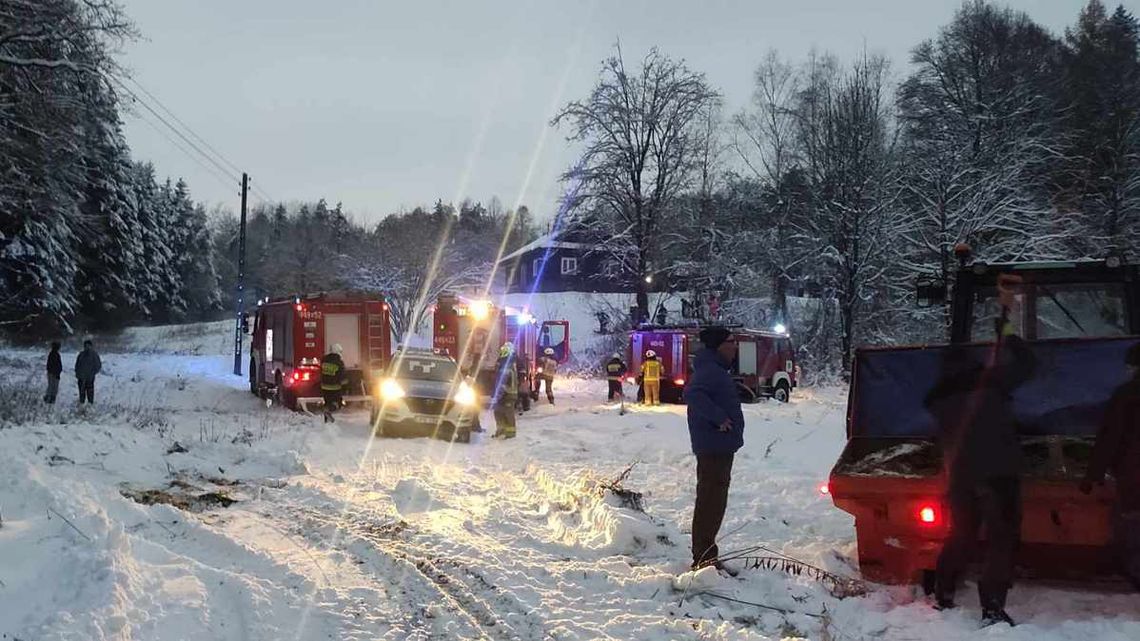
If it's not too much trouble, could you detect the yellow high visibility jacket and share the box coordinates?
[641,358,662,383]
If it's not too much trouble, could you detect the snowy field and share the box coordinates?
[1,323,1139,640]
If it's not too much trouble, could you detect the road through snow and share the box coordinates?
[1,325,1139,640]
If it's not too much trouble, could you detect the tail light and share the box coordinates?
[918,505,939,525]
[673,378,685,386]
[818,483,830,496]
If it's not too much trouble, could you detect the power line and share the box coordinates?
[131,105,240,193]
[126,76,245,177]
[109,74,240,185]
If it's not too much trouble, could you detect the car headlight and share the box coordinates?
[454,381,477,406]
[379,378,405,400]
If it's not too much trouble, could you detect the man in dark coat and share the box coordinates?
[605,353,627,402]
[320,343,348,423]
[74,340,102,404]
[926,310,1036,626]
[44,341,62,404]
[1081,342,1140,591]
[683,326,745,573]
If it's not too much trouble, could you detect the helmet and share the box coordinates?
[544,348,555,355]
[645,350,656,358]
[499,343,514,358]
[331,343,344,355]
[612,352,621,359]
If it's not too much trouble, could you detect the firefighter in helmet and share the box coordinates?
[605,352,627,402]
[641,350,662,406]
[492,343,519,438]
[535,347,558,405]
[320,343,348,423]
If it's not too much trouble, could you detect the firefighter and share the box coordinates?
[74,340,101,405]
[605,353,627,402]
[925,280,1035,626]
[641,350,662,406]
[1081,342,1140,591]
[492,344,518,439]
[535,347,558,405]
[320,343,348,423]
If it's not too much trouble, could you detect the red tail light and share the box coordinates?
[819,483,830,496]
[295,304,303,312]
[918,505,939,525]
[292,371,300,381]
[674,378,685,386]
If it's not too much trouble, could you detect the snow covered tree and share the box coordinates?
[553,47,721,321]
[1059,1,1140,255]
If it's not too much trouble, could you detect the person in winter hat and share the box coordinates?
[44,341,62,404]
[1081,342,1140,591]
[535,347,558,405]
[492,346,518,438]
[74,340,102,405]
[640,350,662,406]
[926,276,1034,626]
[605,353,627,402]
[320,343,348,423]
[683,326,744,574]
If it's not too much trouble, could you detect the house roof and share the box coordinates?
[497,233,587,264]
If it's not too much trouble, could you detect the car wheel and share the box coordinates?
[774,381,791,403]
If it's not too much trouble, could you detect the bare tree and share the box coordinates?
[553,46,721,320]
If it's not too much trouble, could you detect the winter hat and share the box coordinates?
[699,326,731,349]
[332,343,344,355]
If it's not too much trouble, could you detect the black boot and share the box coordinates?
[979,582,1014,627]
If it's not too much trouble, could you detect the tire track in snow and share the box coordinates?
[276,503,549,641]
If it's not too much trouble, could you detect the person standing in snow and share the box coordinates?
[535,347,558,405]
[605,353,627,402]
[925,276,1034,626]
[640,350,662,406]
[1081,342,1140,591]
[320,344,348,423]
[492,344,519,439]
[74,340,102,405]
[683,326,744,573]
[44,341,62,404]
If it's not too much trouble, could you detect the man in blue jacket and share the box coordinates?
[684,326,744,572]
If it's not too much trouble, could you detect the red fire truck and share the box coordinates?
[247,292,392,411]
[627,325,798,403]
[432,294,570,400]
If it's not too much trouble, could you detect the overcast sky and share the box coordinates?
[118,0,1105,224]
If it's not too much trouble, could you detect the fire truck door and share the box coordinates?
[325,314,362,369]
[540,321,570,362]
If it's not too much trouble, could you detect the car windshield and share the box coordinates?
[392,356,458,382]
[970,282,1129,340]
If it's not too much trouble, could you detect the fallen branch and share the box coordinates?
[719,550,867,599]
[47,507,92,542]
[690,590,823,618]
[598,461,644,512]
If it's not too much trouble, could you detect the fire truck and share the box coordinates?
[432,294,570,401]
[627,325,798,404]
[247,292,392,412]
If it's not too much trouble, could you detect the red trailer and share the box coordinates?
[432,295,569,400]
[626,325,798,403]
[247,292,391,411]
[829,257,1140,586]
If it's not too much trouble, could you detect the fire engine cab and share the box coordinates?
[432,294,569,400]
[627,325,798,404]
[247,292,391,411]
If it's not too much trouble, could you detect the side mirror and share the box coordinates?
[915,277,947,308]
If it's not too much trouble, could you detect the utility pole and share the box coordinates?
[232,172,249,376]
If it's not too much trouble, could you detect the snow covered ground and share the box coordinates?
[2,322,1139,640]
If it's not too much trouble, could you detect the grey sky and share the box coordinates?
[119,0,1105,224]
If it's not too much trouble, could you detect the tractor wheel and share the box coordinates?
[774,381,791,403]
